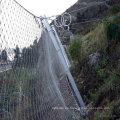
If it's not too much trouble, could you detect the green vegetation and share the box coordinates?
[69,7,120,119]
[105,21,120,43]
[94,111,103,120]
[13,39,39,68]
[113,16,120,24]
[68,37,82,65]
[13,45,21,67]
[0,69,39,120]
[108,3,120,15]
[93,101,115,120]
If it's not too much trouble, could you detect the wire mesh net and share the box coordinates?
[0,0,82,119]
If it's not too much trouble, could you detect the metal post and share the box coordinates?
[51,25,71,68]
[41,15,87,117]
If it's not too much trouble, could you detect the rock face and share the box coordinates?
[54,0,109,44]
[66,0,109,23]
[53,0,120,45]
[57,29,73,45]
[77,0,102,3]
[88,52,101,66]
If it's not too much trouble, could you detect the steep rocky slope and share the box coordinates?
[53,0,120,45]
[67,2,120,120]
[52,1,120,119]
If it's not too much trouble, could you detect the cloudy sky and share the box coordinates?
[16,0,77,17]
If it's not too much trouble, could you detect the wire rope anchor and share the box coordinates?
[54,12,72,31]
[34,16,41,28]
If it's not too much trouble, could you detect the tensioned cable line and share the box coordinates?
[70,15,118,26]
[13,0,38,18]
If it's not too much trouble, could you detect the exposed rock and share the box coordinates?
[88,52,101,66]
[54,0,110,44]
[70,34,75,40]
[76,2,88,6]
[53,0,120,45]
[57,30,73,44]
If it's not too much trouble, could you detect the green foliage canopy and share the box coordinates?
[68,37,82,64]
[1,49,7,61]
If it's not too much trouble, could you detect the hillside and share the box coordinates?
[56,1,120,120]
[54,0,120,45]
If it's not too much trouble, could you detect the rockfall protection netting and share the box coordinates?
[0,0,84,120]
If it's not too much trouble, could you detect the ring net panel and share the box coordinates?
[0,0,81,120]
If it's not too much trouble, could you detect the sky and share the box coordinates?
[1,0,77,60]
[16,0,77,17]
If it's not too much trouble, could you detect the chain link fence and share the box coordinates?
[0,0,84,119]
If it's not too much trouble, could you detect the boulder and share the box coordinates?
[88,52,101,66]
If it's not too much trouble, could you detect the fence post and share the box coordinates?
[41,15,87,117]
[51,25,71,68]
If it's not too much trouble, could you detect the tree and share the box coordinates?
[22,47,33,67]
[21,39,39,68]
[13,39,39,68]
[13,45,21,68]
[1,50,7,61]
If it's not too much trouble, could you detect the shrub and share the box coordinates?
[68,37,82,64]
[113,16,120,24]
[108,4,120,15]
[105,22,120,43]
[93,101,115,120]
[85,34,93,43]
[106,101,115,118]
[89,91,98,103]
[1,50,8,61]
[94,111,103,120]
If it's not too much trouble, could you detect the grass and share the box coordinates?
[107,3,120,16]
[68,37,82,66]
[0,69,39,120]
[0,69,37,94]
